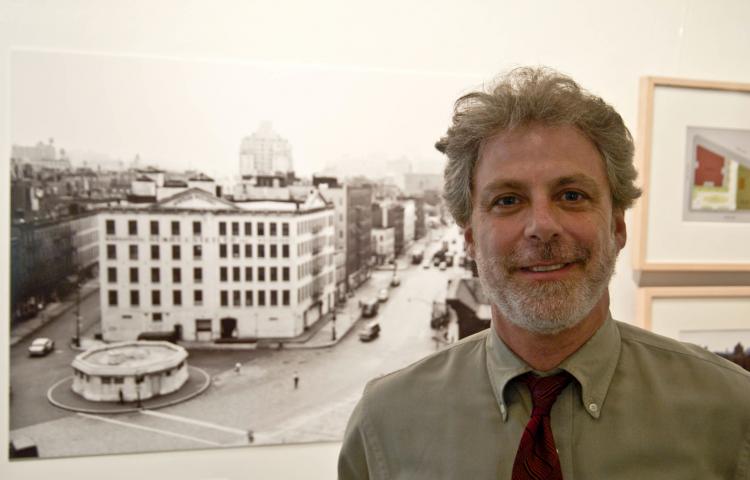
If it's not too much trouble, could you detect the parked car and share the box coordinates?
[390,275,401,287]
[377,288,389,302]
[28,337,55,357]
[360,298,379,318]
[358,320,381,342]
[439,261,447,271]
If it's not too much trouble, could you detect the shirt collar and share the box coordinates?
[485,313,621,421]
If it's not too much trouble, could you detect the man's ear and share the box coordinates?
[613,208,627,251]
[463,224,476,259]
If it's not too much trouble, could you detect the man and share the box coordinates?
[338,67,750,479]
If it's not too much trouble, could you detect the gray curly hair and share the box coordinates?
[436,66,641,227]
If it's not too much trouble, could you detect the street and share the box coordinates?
[9,232,469,458]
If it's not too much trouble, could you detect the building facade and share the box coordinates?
[371,227,395,265]
[98,188,336,342]
[345,185,373,289]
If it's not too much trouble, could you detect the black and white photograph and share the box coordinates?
[8,49,483,459]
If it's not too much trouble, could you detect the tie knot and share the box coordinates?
[521,371,572,416]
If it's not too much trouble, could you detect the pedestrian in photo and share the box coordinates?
[293,371,299,390]
[338,66,750,479]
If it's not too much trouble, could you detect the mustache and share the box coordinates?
[503,241,591,269]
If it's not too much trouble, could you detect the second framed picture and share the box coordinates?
[632,77,750,275]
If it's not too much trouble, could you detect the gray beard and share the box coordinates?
[475,236,617,335]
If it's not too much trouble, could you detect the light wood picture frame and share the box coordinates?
[636,286,750,352]
[632,77,750,276]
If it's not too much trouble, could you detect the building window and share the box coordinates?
[270,267,278,282]
[270,290,278,306]
[258,245,265,258]
[219,244,227,258]
[173,290,182,306]
[245,290,253,306]
[220,290,228,306]
[270,222,277,236]
[270,245,277,258]
[232,244,240,258]
[245,267,253,281]
[282,289,290,306]
[128,220,138,235]
[220,267,228,282]
[258,267,265,282]
[171,221,180,236]
[107,244,117,260]
[232,222,239,236]
[150,220,159,236]
[233,267,240,282]
[219,221,227,236]
[194,267,203,283]
[244,222,252,236]
[233,290,241,306]
[282,222,289,236]
[130,267,139,283]
[153,312,163,322]
[282,244,289,258]
[108,290,118,306]
[282,267,290,281]
[151,245,160,260]
[172,267,181,283]
[172,245,181,260]
[106,219,115,235]
[107,267,117,283]
[129,245,138,260]
[258,290,266,306]
[130,290,140,306]
[151,267,160,283]
[193,244,202,260]
[257,222,265,236]
[194,290,203,306]
[152,290,161,306]
[193,221,201,235]
[245,244,252,257]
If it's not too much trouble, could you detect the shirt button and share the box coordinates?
[588,403,598,413]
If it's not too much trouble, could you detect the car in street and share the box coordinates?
[390,275,401,287]
[360,298,379,318]
[28,337,55,357]
[377,288,389,302]
[358,320,381,342]
[439,261,447,271]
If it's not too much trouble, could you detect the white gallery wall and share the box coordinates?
[1,0,748,478]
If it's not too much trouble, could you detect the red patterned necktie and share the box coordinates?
[511,371,573,480]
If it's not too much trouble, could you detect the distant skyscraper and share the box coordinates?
[239,122,294,177]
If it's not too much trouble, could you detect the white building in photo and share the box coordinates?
[371,227,394,265]
[239,121,294,177]
[98,187,336,342]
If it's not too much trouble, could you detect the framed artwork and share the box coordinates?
[636,286,750,353]
[632,77,750,274]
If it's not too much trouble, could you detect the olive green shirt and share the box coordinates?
[339,316,750,479]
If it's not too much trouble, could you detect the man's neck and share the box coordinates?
[492,294,610,372]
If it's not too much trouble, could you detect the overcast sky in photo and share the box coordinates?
[11,50,483,181]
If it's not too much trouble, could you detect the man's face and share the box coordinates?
[464,124,627,335]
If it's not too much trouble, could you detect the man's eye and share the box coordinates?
[495,196,520,207]
[561,191,585,202]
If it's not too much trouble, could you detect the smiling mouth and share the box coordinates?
[525,263,567,272]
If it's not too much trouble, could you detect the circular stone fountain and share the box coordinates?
[71,341,189,402]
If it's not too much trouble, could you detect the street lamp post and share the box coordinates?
[73,277,82,348]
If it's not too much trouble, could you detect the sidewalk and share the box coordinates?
[9,280,99,348]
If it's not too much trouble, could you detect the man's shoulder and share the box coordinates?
[616,320,750,384]
[362,329,490,405]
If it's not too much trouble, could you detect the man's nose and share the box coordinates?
[523,201,563,242]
